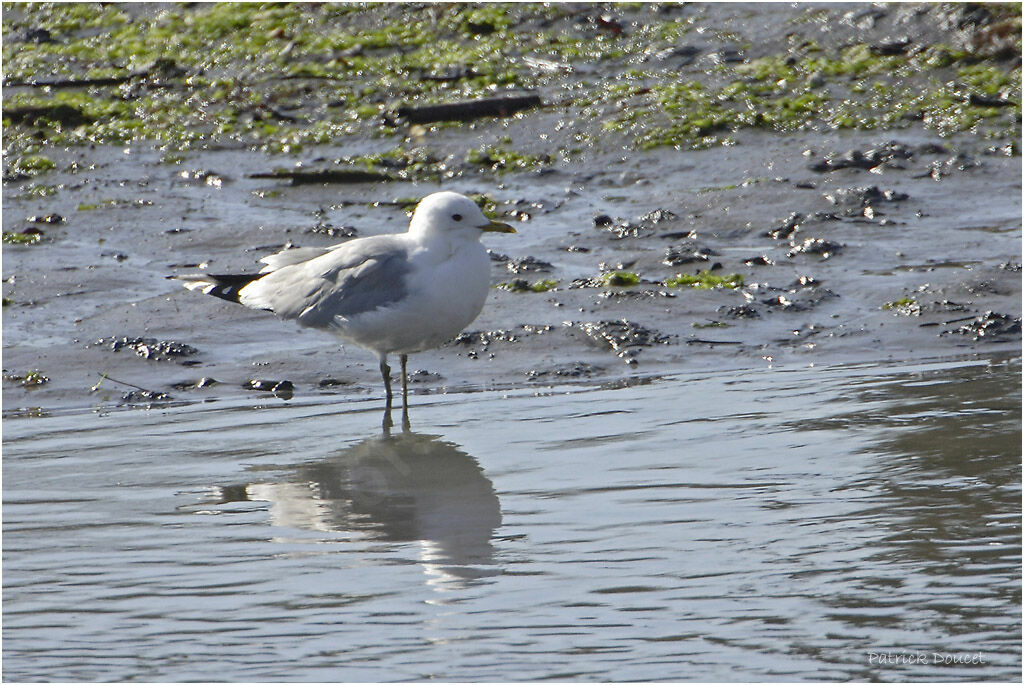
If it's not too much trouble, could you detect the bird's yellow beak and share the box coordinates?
[480,219,516,233]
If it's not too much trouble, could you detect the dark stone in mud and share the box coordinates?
[407,369,443,384]
[527,362,603,380]
[28,214,64,224]
[307,222,357,239]
[720,304,761,319]
[766,212,805,240]
[452,325,554,350]
[787,237,843,259]
[177,169,224,187]
[575,320,669,364]
[638,209,679,224]
[172,377,218,391]
[744,255,774,266]
[596,208,679,240]
[318,378,352,388]
[245,379,295,398]
[997,260,1021,272]
[664,242,717,266]
[824,186,909,208]
[506,256,554,274]
[121,389,172,404]
[948,311,1022,342]
[809,141,915,172]
[98,336,198,361]
[921,154,982,180]
[746,281,839,312]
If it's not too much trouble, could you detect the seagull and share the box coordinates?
[176,191,515,424]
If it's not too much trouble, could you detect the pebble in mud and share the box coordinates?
[505,255,554,274]
[307,222,358,239]
[574,319,669,365]
[766,212,805,240]
[664,242,717,266]
[824,185,909,210]
[171,377,218,391]
[808,141,916,172]
[121,389,173,405]
[594,208,680,240]
[787,237,843,259]
[527,362,603,380]
[922,154,982,180]
[244,379,294,398]
[450,325,555,353]
[97,336,199,361]
[947,311,1022,342]
[720,304,761,319]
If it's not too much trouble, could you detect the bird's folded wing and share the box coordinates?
[239,238,411,326]
[258,245,339,273]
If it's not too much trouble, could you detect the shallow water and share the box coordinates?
[3,355,1020,682]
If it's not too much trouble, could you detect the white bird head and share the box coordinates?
[408,191,515,239]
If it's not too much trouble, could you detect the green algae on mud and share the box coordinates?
[2,231,44,246]
[600,271,642,287]
[883,297,921,316]
[3,369,50,387]
[665,271,744,290]
[3,3,1020,159]
[497,278,558,293]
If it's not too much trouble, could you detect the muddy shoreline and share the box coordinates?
[3,3,1021,416]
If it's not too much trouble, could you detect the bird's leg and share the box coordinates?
[379,356,394,432]
[379,355,393,407]
[400,354,409,409]
[400,353,410,432]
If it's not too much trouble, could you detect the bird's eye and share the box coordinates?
[452,213,463,222]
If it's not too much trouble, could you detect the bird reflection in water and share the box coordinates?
[224,430,502,590]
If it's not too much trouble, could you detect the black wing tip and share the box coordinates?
[183,273,262,304]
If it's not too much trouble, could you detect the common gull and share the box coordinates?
[176,191,515,422]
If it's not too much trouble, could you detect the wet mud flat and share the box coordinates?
[2,2,1021,415]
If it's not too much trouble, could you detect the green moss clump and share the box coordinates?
[882,297,920,315]
[3,370,50,386]
[7,155,56,178]
[2,231,43,245]
[666,271,744,289]
[498,278,558,293]
[600,270,641,287]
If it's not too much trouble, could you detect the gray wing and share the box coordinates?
[258,245,342,273]
[238,235,411,328]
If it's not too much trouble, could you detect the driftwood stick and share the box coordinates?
[394,93,541,124]
[248,168,393,185]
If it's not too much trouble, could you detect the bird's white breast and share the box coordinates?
[334,238,491,355]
